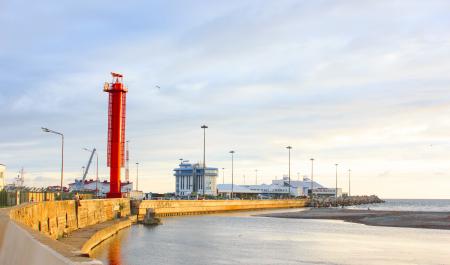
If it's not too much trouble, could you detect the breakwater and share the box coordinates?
[1,198,130,265]
[9,198,130,240]
[1,198,308,265]
[133,199,309,220]
[311,195,384,208]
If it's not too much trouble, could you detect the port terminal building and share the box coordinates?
[173,161,218,196]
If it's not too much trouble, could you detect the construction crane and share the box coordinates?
[80,148,96,190]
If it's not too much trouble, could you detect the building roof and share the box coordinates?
[174,162,218,171]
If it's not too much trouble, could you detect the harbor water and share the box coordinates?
[91,200,450,265]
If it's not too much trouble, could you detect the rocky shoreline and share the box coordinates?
[311,195,384,207]
[257,208,450,230]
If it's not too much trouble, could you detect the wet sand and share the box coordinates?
[257,208,450,230]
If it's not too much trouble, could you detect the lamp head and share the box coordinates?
[41,127,50,132]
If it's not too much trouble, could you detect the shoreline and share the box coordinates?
[256,208,450,230]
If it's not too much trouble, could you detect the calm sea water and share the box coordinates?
[347,199,450,212]
[91,200,450,265]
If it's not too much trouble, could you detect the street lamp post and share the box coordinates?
[136,162,139,191]
[286,146,292,198]
[335,164,338,200]
[310,158,314,201]
[255,169,258,185]
[229,151,235,199]
[201,125,208,197]
[222,168,225,185]
[41,127,64,200]
[348,169,351,197]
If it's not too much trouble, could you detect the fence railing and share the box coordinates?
[0,190,96,207]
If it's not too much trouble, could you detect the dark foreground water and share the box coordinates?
[91,204,450,265]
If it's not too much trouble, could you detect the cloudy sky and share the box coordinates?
[1,0,450,198]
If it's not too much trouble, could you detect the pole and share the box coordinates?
[41,127,64,200]
[335,164,338,200]
[222,168,225,185]
[348,169,351,196]
[96,152,99,197]
[310,158,314,201]
[136,162,139,191]
[230,151,235,199]
[286,146,292,198]
[255,169,258,185]
[201,125,208,197]
[61,134,64,200]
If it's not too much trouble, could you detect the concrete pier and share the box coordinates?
[133,199,309,221]
[1,198,308,264]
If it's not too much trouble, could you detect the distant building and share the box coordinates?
[173,160,218,196]
[0,164,5,190]
[68,179,133,197]
[217,176,341,198]
[46,186,69,192]
[217,183,300,198]
[144,192,165,200]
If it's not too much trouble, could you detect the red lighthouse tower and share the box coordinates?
[104,72,127,198]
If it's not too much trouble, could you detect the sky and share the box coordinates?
[1,0,450,199]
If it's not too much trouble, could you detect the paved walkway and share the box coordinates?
[59,217,131,252]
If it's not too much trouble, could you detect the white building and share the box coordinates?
[68,179,133,197]
[0,164,5,190]
[217,183,300,198]
[217,176,341,198]
[173,161,218,196]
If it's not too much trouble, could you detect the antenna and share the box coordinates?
[125,140,130,182]
[16,167,25,187]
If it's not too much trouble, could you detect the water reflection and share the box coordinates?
[91,210,450,265]
[107,234,122,265]
[91,226,130,265]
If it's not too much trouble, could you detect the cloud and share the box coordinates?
[1,1,450,198]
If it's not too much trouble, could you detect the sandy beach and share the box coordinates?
[257,208,450,230]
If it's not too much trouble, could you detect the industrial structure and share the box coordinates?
[68,179,132,197]
[0,164,5,190]
[103,72,128,198]
[173,160,218,196]
[73,148,97,191]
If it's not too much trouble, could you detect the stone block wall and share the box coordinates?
[134,199,308,220]
[9,198,130,240]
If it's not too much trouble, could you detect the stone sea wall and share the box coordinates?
[9,198,130,240]
[133,199,309,220]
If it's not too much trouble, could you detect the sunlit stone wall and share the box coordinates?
[9,198,130,240]
[133,199,308,220]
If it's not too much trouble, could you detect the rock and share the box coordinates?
[142,208,161,225]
